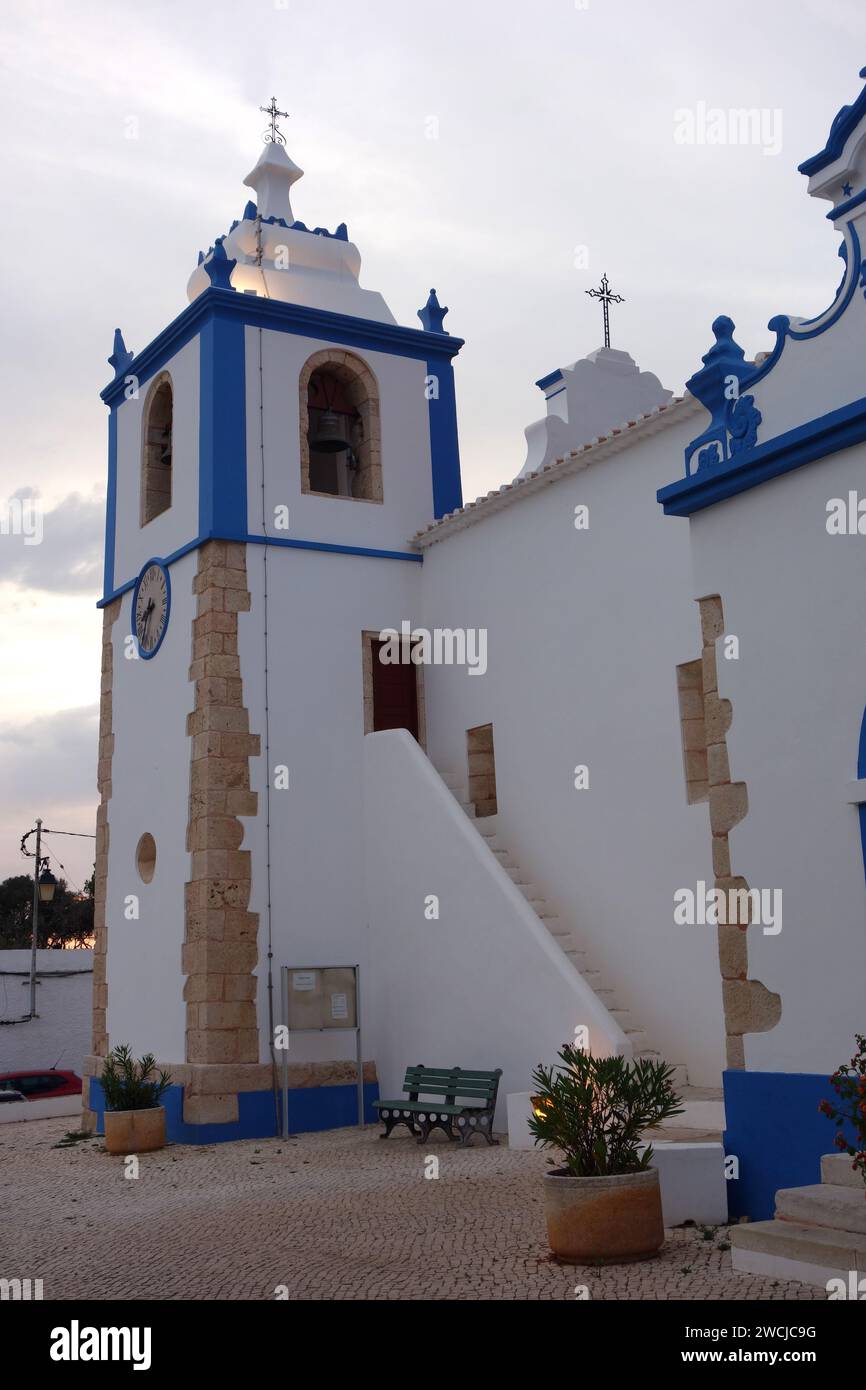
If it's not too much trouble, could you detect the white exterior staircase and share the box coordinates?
[732,1154,866,1287]
[435,767,724,1135]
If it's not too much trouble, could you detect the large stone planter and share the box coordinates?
[103,1106,166,1155]
[543,1167,664,1264]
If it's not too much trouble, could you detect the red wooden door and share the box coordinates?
[372,640,419,740]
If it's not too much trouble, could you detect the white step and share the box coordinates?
[513,879,544,898]
[635,1054,689,1090]
[775,1183,866,1235]
[732,1220,866,1287]
[821,1154,863,1189]
[664,1099,726,1131]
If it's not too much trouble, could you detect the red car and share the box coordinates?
[0,1070,82,1100]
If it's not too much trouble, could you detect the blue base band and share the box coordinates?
[88,1077,380,1144]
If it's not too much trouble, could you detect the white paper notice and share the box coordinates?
[330,992,348,1020]
[292,971,316,992]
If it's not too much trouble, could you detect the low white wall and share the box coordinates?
[364,729,627,1125]
[0,1095,82,1124]
[0,950,92,1076]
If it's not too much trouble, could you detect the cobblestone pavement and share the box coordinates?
[1,1118,825,1301]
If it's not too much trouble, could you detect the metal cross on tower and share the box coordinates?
[585,273,625,350]
[260,96,289,146]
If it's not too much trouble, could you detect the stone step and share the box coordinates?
[776,1183,866,1235]
[665,1098,726,1132]
[821,1154,864,1190]
[591,988,621,1007]
[648,1123,723,1144]
[515,880,545,899]
[678,1085,723,1103]
[634,1053,689,1089]
[731,1219,866,1287]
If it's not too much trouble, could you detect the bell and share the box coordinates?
[310,409,351,453]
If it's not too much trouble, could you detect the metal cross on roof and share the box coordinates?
[585,273,625,350]
[260,96,289,146]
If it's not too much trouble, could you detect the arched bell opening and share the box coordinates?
[299,351,382,502]
[140,374,174,526]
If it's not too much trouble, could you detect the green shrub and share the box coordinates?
[100,1045,171,1112]
[528,1044,684,1176]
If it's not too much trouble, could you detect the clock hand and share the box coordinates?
[140,598,155,647]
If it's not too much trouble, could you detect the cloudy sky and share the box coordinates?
[0,0,860,885]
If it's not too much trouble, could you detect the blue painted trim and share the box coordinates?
[100,287,463,409]
[244,533,423,563]
[856,707,866,881]
[98,533,422,608]
[544,385,567,402]
[659,391,866,516]
[828,187,866,221]
[87,1076,380,1144]
[426,353,463,518]
[723,1070,855,1220]
[199,310,248,541]
[97,537,201,608]
[103,408,118,598]
[536,369,563,392]
[130,558,172,660]
[417,288,450,334]
[108,328,134,379]
[732,223,862,398]
[798,68,866,176]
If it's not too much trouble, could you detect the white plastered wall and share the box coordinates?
[238,543,423,1065]
[244,326,435,550]
[112,337,200,588]
[104,551,196,1060]
[688,442,866,1075]
[418,415,727,1087]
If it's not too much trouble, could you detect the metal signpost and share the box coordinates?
[279,964,363,1140]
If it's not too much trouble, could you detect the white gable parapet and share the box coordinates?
[520,345,672,479]
[659,67,866,518]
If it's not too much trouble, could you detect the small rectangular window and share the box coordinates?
[467,723,498,817]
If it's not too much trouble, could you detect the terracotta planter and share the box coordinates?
[103,1106,166,1155]
[543,1167,664,1264]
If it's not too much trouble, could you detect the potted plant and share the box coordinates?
[100,1045,171,1155]
[528,1043,684,1263]
[819,1031,866,1196]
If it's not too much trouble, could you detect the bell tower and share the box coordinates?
[84,113,464,1141]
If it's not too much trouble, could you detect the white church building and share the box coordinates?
[84,72,866,1225]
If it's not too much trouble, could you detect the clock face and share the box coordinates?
[133,560,170,659]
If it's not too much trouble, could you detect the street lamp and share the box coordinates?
[38,868,57,903]
[20,818,95,1018]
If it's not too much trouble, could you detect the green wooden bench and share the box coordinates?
[373,1065,502,1146]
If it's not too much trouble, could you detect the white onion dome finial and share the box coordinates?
[243,140,304,224]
